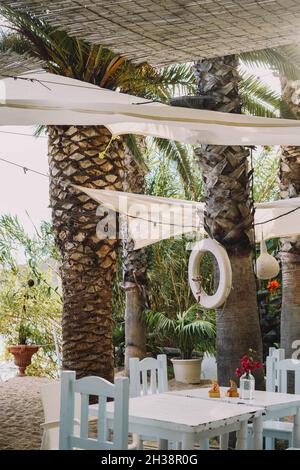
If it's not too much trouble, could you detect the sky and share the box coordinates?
[0,126,50,235]
[0,66,281,238]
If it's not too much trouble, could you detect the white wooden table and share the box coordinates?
[89,393,263,450]
[169,387,300,449]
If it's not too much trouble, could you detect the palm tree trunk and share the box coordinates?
[122,147,147,375]
[279,79,300,362]
[194,56,264,388]
[48,125,125,381]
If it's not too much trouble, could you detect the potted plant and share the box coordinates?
[7,279,40,376]
[7,322,39,376]
[148,305,215,383]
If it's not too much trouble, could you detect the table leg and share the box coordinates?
[220,433,229,450]
[293,407,300,448]
[182,433,195,450]
[252,414,263,450]
[236,421,248,450]
[158,439,168,450]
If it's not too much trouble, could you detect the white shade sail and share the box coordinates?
[2,72,300,146]
[74,186,300,249]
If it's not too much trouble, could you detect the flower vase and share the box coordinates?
[240,371,255,400]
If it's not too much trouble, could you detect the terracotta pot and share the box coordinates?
[7,345,39,376]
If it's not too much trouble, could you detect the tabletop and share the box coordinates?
[168,387,300,412]
[89,393,263,433]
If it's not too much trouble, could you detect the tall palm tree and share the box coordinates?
[279,76,300,363]
[241,46,300,364]
[194,56,264,388]
[0,5,195,380]
[121,142,148,374]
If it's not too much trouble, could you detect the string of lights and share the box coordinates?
[254,205,300,226]
[1,152,299,228]
[1,73,115,93]
[0,73,153,104]
[0,130,47,138]
[1,154,298,229]
[0,156,48,178]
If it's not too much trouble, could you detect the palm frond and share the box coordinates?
[242,94,277,118]
[34,124,47,137]
[240,72,297,119]
[146,305,215,358]
[252,148,280,203]
[116,62,196,102]
[123,135,148,172]
[146,310,177,335]
[153,138,198,198]
[240,72,281,109]
[240,48,300,81]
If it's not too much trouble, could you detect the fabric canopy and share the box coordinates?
[2,72,300,146]
[74,186,300,249]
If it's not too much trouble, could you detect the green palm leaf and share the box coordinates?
[240,48,300,81]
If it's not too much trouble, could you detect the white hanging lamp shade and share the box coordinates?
[255,239,280,280]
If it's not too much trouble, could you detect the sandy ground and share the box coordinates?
[0,376,210,450]
[0,376,53,450]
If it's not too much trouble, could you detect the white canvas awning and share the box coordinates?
[2,72,300,146]
[255,198,300,243]
[74,186,300,249]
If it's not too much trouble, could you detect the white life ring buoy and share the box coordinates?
[188,238,232,309]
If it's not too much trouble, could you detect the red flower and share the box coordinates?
[267,280,280,294]
[236,349,262,376]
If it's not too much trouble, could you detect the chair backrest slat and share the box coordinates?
[80,394,89,439]
[279,368,288,393]
[129,354,168,398]
[128,358,141,397]
[97,397,107,442]
[268,348,285,391]
[59,371,76,450]
[113,377,129,449]
[141,369,148,395]
[59,371,129,450]
[266,355,276,392]
[157,354,168,393]
[295,371,300,395]
[150,368,157,394]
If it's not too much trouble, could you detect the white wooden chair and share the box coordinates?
[129,354,168,398]
[59,371,129,450]
[249,354,300,450]
[129,354,170,449]
[40,381,81,450]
